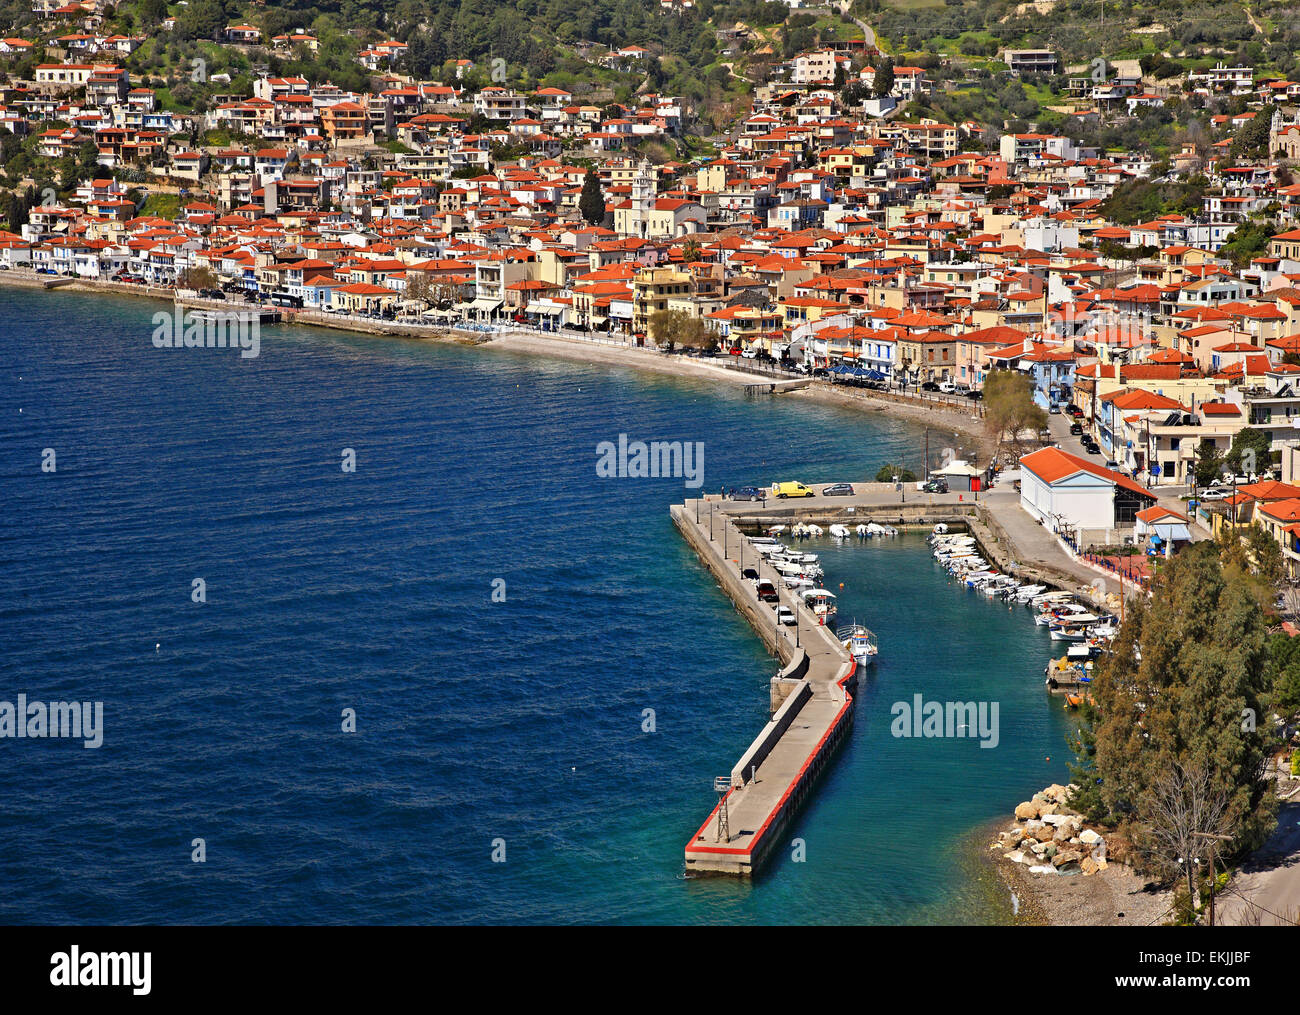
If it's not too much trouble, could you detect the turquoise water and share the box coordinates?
[0,288,1070,923]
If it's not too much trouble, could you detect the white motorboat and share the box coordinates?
[837,622,878,665]
[933,523,949,535]
[783,575,815,590]
[805,524,824,536]
[1050,625,1089,642]
[1013,584,1046,601]
[829,524,851,539]
[855,524,869,538]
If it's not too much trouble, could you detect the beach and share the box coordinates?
[0,271,993,456]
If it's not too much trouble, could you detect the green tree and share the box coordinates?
[1193,438,1223,488]
[578,170,605,225]
[983,370,1047,453]
[1088,542,1277,870]
[873,58,894,99]
[1225,426,1271,477]
[874,464,916,482]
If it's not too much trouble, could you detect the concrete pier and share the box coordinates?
[673,497,855,877]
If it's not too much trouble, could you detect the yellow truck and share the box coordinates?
[771,481,815,498]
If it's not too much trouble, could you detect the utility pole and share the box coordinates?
[1194,832,1233,926]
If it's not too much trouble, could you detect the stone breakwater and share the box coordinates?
[991,783,1110,876]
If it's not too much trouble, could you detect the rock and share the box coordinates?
[1003,851,1025,864]
[1014,800,1039,820]
[1043,783,1070,803]
[1081,856,1099,876]
[1024,820,1048,836]
[1079,829,1103,846]
[1028,865,1056,875]
[1052,849,1083,869]
[1040,813,1069,827]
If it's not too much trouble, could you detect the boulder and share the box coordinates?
[1079,828,1103,846]
[1081,856,1099,876]
[1028,864,1056,875]
[1043,783,1070,803]
[1003,851,1025,864]
[1024,820,1048,836]
[1014,800,1039,820]
[1052,849,1083,869]
[1040,813,1069,827]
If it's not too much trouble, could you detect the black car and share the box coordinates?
[728,486,766,502]
[964,389,983,400]
[1069,422,1083,435]
[821,483,854,497]
[921,381,941,392]
[1084,444,1101,455]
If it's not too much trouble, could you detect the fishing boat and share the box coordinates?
[836,622,878,665]
[799,588,838,621]
[1050,624,1089,641]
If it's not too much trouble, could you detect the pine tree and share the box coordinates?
[1090,542,1276,864]
[579,170,605,225]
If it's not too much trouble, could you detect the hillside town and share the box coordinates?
[9,5,1300,567]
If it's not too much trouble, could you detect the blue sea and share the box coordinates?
[0,288,1071,924]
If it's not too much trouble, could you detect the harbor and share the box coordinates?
[675,480,1130,877]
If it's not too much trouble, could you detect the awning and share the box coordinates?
[524,302,562,315]
[468,297,502,311]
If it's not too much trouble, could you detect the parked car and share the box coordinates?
[728,486,766,502]
[964,389,983,401]
[755,580,779,604]
[922,479,949,494]
[1084,444,1101,455]
[1049,403,1061,414]
[741,567,760,582]
[1069,422,1083,435]
[776,605,795,626]
[921,380,941,392]
[772,481,815,498]
[1104,460,1119,470]
[821,483,854,497]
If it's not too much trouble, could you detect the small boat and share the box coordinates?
[837,622,878,665]
[799,588,838,621]
[1050,625,1088,641]
[855,524,869,538]
[766,525,786,536]
[933,523,949,535]
[805,524,824,537]
[829,524,851,539]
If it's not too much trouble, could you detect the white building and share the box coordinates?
[1019,446,1157,540]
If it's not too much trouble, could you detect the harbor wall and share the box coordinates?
[731,679,813,789]
[673,498,858,877]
